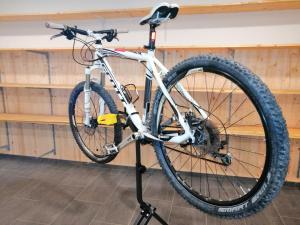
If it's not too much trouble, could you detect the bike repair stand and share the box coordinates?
[133,140,168,225]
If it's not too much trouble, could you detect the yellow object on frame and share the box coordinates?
[97,114,118,125]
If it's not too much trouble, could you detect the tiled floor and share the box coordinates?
[0,155,299,225]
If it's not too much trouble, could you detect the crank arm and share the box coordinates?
[105,132,162,155]
[105,132,142,155]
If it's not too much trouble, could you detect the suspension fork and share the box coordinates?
[83,67,92,126]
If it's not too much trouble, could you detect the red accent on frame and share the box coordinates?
[151,31,156,41]
[115,48,126,52]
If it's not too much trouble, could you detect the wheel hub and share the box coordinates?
[84,118,98,135]
[185,112,222,156]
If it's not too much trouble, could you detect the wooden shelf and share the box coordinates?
[225,126,300,139]
[0,113,68,125]
[1,83,299,95]
[0,113,299,139]
[0,83,73,89]
[0,1,299,22]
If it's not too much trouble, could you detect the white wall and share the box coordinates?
[0,1,299,49]
[0,0,257,14]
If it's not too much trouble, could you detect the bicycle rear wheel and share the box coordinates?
[151,55,289,218]
[69,81,122,163]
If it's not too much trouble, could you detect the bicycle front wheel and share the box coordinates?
[151,55,289,218]
[69,81,122,163]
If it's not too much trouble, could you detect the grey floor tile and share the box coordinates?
[17,182,83,202]
[90,222,120,225]
[17,200,62,224]
[11,219,47,225]
[93,186,137,225]
[75,183,117,205]
[172,191,193,208]
[0,157,47,178]
[235,202,282,225]
[0,198,36,225]
[0,156,299,225]
[281,217,300,225]
[273,189,300,218]
[169,206,206,225]
[0,173,37,206]
[118,168,150,189]
[30,162,74,184]
[51,200,101,225]
[207,214,246,225]
[18,185,83,224]
[75,168,125,204]
[0,172,34,193]
[59,164,102,188]
[143,171,174,202]
[244,211,284,225]
[263,202,281,218]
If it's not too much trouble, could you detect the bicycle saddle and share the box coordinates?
[139,2,179,26]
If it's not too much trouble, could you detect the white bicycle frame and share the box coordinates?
[83,32,208,144]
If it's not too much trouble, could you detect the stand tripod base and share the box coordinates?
[134,202,168,225]
[133,141,168,225]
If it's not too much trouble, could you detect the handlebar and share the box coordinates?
[45,21,128,42]
[45,22,65,30]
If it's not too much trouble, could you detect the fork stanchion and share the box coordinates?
[133,140,168,225]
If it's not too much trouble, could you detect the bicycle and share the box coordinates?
[46,2,289,219]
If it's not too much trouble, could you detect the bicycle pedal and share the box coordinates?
[104,143,119,155]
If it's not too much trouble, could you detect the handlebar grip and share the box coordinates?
[45,22,65,30]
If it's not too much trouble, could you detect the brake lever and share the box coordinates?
[50,33,64,40]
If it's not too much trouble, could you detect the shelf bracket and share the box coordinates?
[0,144,9,150]
[0,72,11,151]
[298,147,300,178]
[39,148,56,158]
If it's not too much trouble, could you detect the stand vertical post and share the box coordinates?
[133,140,168,225]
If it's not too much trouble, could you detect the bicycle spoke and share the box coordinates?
[209,86,239,117]
[156,69,268,205]
[233,157,260,178]
[223,97,248,127]
[208,79,227,113]
[229,146,265,156]
[204,72,210,111]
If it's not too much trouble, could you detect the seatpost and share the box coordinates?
[145,24,156,50]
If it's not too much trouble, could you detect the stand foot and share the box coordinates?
[133,203,168,225]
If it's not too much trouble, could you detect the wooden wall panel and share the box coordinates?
[286,140,300,182]
[53,125,89,162]
[52,89,71,116]
[0,51,49,84]
[49,51,84,86]
[0,47,299,182]
[3,88,51,115]
[8,123,53,157]
[234,48,300,90]
[276,95,300,128]
[163,48,234,69]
